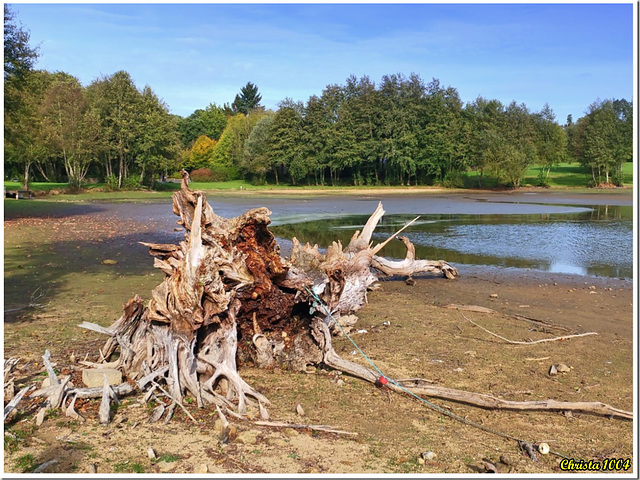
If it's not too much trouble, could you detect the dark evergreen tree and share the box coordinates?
[232,82,263,115]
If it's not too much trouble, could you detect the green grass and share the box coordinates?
[14,454,37,473]
[113,460,146,473]
[5,161,633,199]
[4,181,69,191]
[156,453,181,463]
[465,162,633,189]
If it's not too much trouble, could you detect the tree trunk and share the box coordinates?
[87,169,457,414]
[83,171,631,422]
[23,160,31,190]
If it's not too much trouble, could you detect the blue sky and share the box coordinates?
[9,3,634,123]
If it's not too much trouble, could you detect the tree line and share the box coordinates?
[4,6,633,190]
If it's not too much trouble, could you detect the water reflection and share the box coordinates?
[271,205,632,279]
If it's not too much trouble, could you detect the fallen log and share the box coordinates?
[77,169,630,427]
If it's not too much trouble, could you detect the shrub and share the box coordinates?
[536,170,550,187]
[190,166,238,182]
[122,176,141,190]
[104,174,119,191]
[442,171,466,189]
[189,168,217,182]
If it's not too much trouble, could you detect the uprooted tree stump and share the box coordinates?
[79,170,631,422]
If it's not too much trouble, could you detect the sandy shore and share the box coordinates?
[3,189,635,474]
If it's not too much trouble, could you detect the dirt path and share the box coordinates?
[3,199,634,474]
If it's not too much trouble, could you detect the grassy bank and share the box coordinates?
[4,162,633,201]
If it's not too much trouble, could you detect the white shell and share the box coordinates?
[538,443,550,455]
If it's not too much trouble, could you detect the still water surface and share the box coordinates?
[270,204,633,280]
[107,194,632,280]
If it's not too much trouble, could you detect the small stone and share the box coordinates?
[454,367,463,372]
[421,451,437,461]
[236,430,258,445]
[499,454,514,466]
[305,366,316,374]
[417,457,425,465]
[88,464,97,474]
[336,379,345,387]
[213,418,223,434]
[549,365,558,376]
[35,407,46,426]
[589,285,596,290]
[281,331,287,338]
[284,428,299,437]
[147,447,157,459]
[69,352,76,364]
[194,464,209,474]
[296,404,305,416]
[101,259,118,265]
[490,293,498,298]
[82,368,122,388]
[538,443,550,455]
[556,363,571,373]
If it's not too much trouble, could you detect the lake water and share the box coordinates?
[104,192,634,280]
[270,205,633,279]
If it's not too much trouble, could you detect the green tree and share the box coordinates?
[4,5,40,187]
[86,71,142,187]
[532,104,567,185]
[500,101,537,187]
[4,5,38,82]
[419,78,468,185]
[39,75,101,188]
[267,104,304,184]
[3,70,51,188]
[211,113,263,180]
[574,99,632,186]
[177,103,227,147]
[231,82,263,116]
[135,86,180,185]
[378,73,424,185]
[466,97,505,186]
[243,113,275,184]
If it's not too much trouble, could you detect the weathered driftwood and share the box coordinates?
[463,314,598,345]
[81,170,456,417]
[4,385,33,421]
[79,170,631,423]
[253,420,358,436]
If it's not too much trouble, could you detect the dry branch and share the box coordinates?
[444,304,573,332]
[463,314,598,345]
[254,420,358,436]
[4,385,33,421]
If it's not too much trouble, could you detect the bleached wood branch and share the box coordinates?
[463,314,598,345]
[254,420,358,436]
